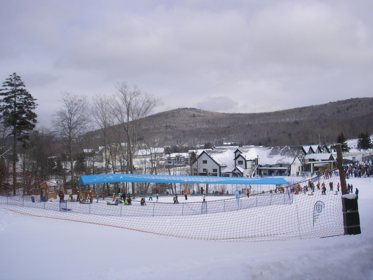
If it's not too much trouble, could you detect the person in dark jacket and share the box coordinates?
[59,192,64,202]
[141,198,146,206]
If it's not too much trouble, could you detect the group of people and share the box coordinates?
[292,178,350,195]
[107,192,133,205]
[148,190,160,201]
[345,162,372,178]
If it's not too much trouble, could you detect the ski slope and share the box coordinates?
[0,177,372,280]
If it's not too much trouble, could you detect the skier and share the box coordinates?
[202,194,206,202]
[149,191,153,201]
[31,195,35,203]
[59,192,64,202]
[173,195,179,204]
[141,198,146,206]
[235,190,240,205]
[322,185,326,195]
[96,194,99,203]
[156,192,159,202]
[246,188,250,198]
[77,191,80,202]
[184,189,188,200]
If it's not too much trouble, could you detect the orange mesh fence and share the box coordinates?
[0,160,344,241]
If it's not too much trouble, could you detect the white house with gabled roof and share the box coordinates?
[191,147,236,177]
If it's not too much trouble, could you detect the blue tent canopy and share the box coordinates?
[78,174,288,186]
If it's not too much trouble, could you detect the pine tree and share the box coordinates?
[357,132,372,150]
[336,132,349,152]
[0,73,37,194]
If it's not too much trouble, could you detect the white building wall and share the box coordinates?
[192,153,220,176]
[290,157,303,175]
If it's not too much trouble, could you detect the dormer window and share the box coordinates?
[238,160,243,165]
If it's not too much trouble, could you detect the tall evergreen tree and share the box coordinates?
[0,73,37,194]
[336,132,349,152]
[357,132,372,150]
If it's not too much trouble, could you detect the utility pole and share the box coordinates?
[335,144,348,195]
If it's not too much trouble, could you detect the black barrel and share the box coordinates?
[342,190,361,235]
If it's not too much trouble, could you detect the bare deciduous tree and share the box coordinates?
[92,94,114,176]
[52,92,90,188]
[109,82,162,194]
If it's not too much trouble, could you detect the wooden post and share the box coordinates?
[335,144,348,195]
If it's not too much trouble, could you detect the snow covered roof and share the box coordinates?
[302,145,315,154]
[134,148,164,156]
[305,153,335,161]
[205,148,236,172]
[237,146,301,166]
[165,153,189,158]
[310,145,319,153]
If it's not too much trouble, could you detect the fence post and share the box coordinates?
[270,193,272,205]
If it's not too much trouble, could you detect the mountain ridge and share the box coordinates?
[133,97,372,146]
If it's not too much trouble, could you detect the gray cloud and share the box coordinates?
[0,0,372,128]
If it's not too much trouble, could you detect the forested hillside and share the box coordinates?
[132,98,373,147]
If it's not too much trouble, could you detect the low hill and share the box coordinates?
[135,98,373,147]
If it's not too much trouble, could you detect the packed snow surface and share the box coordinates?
[0,177,372,280]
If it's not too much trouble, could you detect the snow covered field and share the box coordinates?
[0,177,372,280]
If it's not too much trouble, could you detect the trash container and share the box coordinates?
[342,191,361,235]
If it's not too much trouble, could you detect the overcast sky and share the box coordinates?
[1,0,373,128]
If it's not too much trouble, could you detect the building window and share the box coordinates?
[238,160,243,165]
[213,169,217,172]
[203,169,207,173]
[202,160,207,164]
